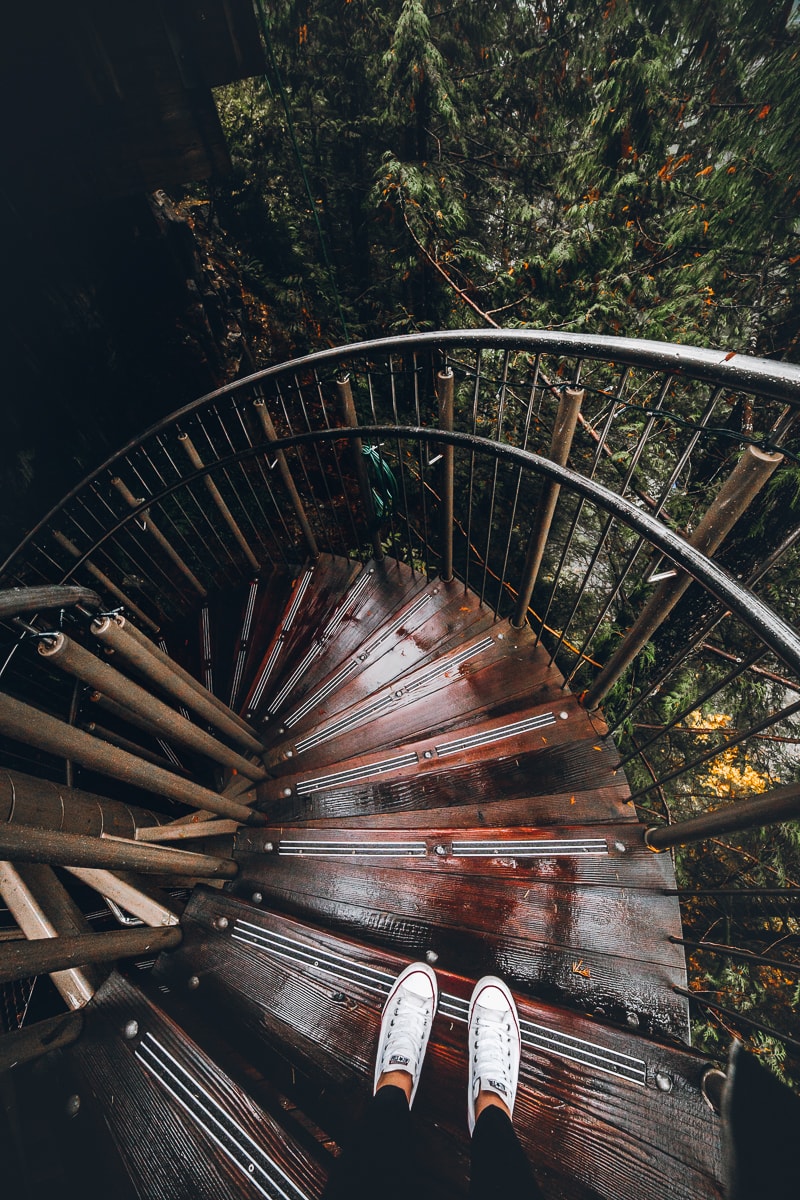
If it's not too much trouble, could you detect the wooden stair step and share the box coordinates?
[260,738,634,825]
[267,577,495,742]
[48,969,329,1199]
[264,617,559,771]
[239,823,675,889]
[258,694,608,802]
[232,829,689,1040]
[257,557,431,726]
[153,890,722,1200]
[242,555,361,719]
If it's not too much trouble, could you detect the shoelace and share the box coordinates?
[473,1008,514,1086]
[382,991,432,1070]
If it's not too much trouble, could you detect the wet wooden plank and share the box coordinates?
[259,739,634,825]
[265,619,564,770]
[230,851,689,1038]
[271,578,497,740]
[241,555,360,718]
[238,823,676,890]
[258,557,431,724]
[259,693,613,800]
[63,971,329,1199]
[154,891,722,1200]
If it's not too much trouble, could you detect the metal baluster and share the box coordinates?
[228,395,287,565]
[412,352,431,577]
[464,349,483,593]
[496,355,541,616]
[111,477,207,597]
[295,371,348,554]
[275,378,328,550]
[206,404,272,559]
[388,354,416,573]
[125,453,215,579]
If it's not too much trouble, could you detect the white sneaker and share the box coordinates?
[467,976,521,1135]
[373,962,438,1107]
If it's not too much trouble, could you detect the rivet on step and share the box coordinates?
[278,727,286,735]
[331,991,347,1003]
[214,916,230,931]
[425,950,439,964]
[433,844,448,857]
[187,975,200,990]
[497,633,504,640]
[614,841,626,853]
[423,750,433,759]
[285,750,293,758]
[626,1012,639,1028]
[123,1019,139,1040]
[655,1072,673,1093]
[251,892,263,905]
[283,788,292,797]
[264,842,274,852]
[65,1094,81,1119]
[559,711,569,720]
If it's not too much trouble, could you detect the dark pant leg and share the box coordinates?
[322,1085,416,1200]
[469,1105,544,1200]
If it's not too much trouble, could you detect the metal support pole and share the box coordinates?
[336,375,384,560]
[111,476,207,597]
[64,867,180,926]
[669,936,800,975]
[90,615,261,751]
[38,633,266,782]
[512,387,584,628]
[0,925,183,985]
[253,399,319,559]
[0,767,165,839]
[0,1011,85,1072]
[51,530,160,632]
[437,369,455,582]
[0,824,238,878]
[177,432,260,571]
[0,693,263,825]
[585,444,784,708]
[644,779,800,851]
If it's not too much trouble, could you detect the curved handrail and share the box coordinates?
[3,329,798,577]
[26,425,800,683]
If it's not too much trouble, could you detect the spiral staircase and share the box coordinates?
[1,331,799,1199]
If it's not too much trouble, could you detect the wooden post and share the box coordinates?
[437,369,455,583]
[0,693,263,825]
[0,926,182,985]
[0,1012,85,1072]
[252,398,320,559]
[111,476,207,597]
[38,632,266,781]
[336,375,384,560]
[51,530,160,632]
[0,824,238,878]
[512,387,584,628]
[645,779,800,852]
[90,614,262,751]
[177,432,260,571]
[0,767,165,839]
[585,444,784,709]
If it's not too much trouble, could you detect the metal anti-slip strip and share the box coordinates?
[296,751,419,794]
[451,839,608,857]
[242,580,258,642]
[268,643,322,714]
[136,1033,310,1200]
[230,922,645,1086]
[283,659,359,728]
[368,592,431,651]
[320,569,373,640]
[277,839,427,857]
[294,693,395,753]
[284,570,314,630]
[436,711,557,757]
[249,641,283,709]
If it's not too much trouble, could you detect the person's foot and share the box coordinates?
[374,962,438,1108]
[467,976,521,1135]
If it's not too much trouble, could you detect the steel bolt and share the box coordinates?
[65,1094,81,1118]
[425,950,439,964]
[283,788,292,797]
[123,1019,139,1040]
[433,844,448,857]
[423,750,433,759]
[187,975,200,990]
[214,916,230,931]
[614,841,626,853]
[559,711,569,720]
[251,892,263,904]
[655,1072,673,1093]
[264,841,274,853]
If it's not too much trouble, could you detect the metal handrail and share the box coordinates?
[3,330,799,577]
